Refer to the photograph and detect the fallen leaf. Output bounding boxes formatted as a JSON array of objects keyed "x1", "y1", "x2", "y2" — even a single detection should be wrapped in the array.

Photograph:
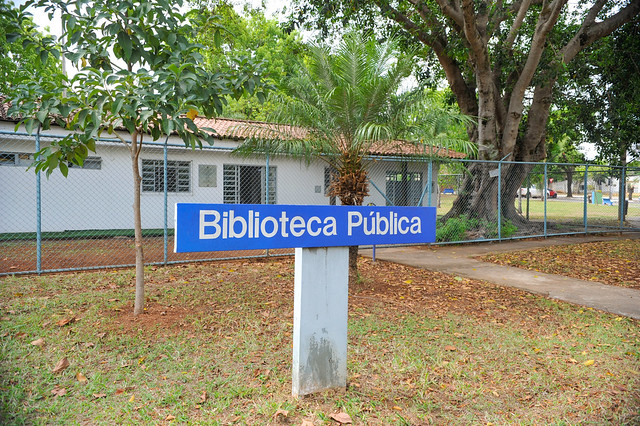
[
  {"x1": 403, "y1": 279, "x2": 413, "y2": 284},
  {"x1": 165, "y1": 414, "x2": 176, "y2": 421},
  {"x1": 301, "y1": 420, "x2": 314, "y2": 426},
  {"x1": 92, "y1": 393, "x2": 107, "y2": 398},
  {"x1": 128, "y1": 394, "x2": 135, "y2": 402},
  {"x1": 96, "y1": 332, "x2": 107, "y2": 339},
  {"x1": 56, "y1": 317, "x2": 75, "y2": 327},
  {"x1": 76, "y1": 372, "x2": 88, "y2": 383},
  {"x1": 52, "y1": 357, "x2": 70, "y2": 374},
  {"x1": 31, "y1": 338, "x2": 45, "y2": 347},
  {"x1": 583, "y1": 359, "x2": 595, "y2": 366},
  {"x1": 392, "y1": 406, "x2": 402, "y2": 410},
  {"x1": 273, "y1": 409, "x2": 289, "y2": 419},
  {"x1": 199, "y1": 391, "x2": 207, "y2": 403},
  {"x1": 444, "y1": 345, "x2": 456, "y2": 351},
  {"x1": 329, "y1": 412, "x2": 352, "y2": 424},
  {"x1": 51, "y1": 386, "x2": 67, "y2": 397}
]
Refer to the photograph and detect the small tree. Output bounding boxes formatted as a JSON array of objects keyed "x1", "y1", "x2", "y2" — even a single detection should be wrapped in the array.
[
  {"x1": 236, "y1": 31, "x2": 473, "y2": 279},
  {"x1": 8, "y1": 0, "x2": 266, "y2": 315}
]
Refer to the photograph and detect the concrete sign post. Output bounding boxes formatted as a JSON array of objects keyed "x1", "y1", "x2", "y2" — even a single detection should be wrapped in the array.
[
  {"x1": 292, "y1": 246, "x2": 349, "y2": 396},
  {"x1": 175, "y1": 203, "x2": 436, "y2": 396}
]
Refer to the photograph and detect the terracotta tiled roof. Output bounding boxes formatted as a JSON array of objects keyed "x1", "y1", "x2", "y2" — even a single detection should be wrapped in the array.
[
  {"x1": 193, "y1": 116, "x2": 466, "y2": 159},
  {"x1": 0, "y1": 104, "x2": 466, "y2": 158}
]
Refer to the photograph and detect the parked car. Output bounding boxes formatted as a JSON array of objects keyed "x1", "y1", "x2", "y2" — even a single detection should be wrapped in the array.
[{"x1": 519, "y1": 187, "x2": 557, "y2": 198}]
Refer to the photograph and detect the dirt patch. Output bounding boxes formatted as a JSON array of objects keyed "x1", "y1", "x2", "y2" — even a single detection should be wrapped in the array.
[{"x1": 0, "y1": 236, "x2": 293, "y2": 274}]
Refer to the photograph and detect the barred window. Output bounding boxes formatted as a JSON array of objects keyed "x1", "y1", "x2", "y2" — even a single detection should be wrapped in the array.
[
  {"x1": 0, "y1": 151, "x2": 32, "y2": 167},
  {"x1": 385, "y1": 170, "x2": 423, "y2": 206},
  {"x1": 223, "y1": 164, "x2": 276, "y2": 204},
  {"x1": 68, "y1": 156, "x2": 102, "y2": 170},
  {"x1": 142, "y1": 159, "x2": 190, "y2": 193}
]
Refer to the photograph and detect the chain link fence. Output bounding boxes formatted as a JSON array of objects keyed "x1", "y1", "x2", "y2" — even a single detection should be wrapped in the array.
[{"x1": 1, "y1": 131, "x2": 638, "y2": 276}]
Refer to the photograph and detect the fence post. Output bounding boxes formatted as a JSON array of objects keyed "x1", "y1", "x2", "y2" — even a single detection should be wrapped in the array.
[
  {"x1": 497, "y1": 160, "x2": 502, "y2": 240},
  {"x1": 35, "y1": 128, "x2": 42, "y2": 274},
  {"x1": 163, "y1": 136, "x2": 169, "y2": 265},
  {"x1": 620, "y1": 165, "x2": 626, "y2": 229},
  {"x1": 583, "y1": 165, "x2": 589, "y2": 233},
  {"x1": 427, "y1": 159, "x2": 433, "y2": 207},
  {"x1": 543, "y1": 163, "x2": 548, "y2": 237},
  {"x1": 266, "y1": 154, "x2": 270, "y2": 257}
]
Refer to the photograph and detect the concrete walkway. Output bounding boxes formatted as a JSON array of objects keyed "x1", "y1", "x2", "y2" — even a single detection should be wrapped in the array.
[{"x1": 361, "y1": 233, "x2": 640, "y2": 320}]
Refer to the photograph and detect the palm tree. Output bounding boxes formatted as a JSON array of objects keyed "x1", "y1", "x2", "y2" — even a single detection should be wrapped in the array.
[{"x1": 236, "y1": 31, "x2": 474, "y2": 279}]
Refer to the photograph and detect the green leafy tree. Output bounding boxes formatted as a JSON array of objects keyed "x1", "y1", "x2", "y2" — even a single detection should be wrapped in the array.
[
  {"x1": 288, "y1": 0, "x2": 640, "y2": 225},
  {"x1": 236, "y1": 31, "x2": 473, "y2": 278},
  {"x1": 0, "y1": 0, "x2": 63, "y2": 96},
  {"x1": 8, "y1": 0, "x2": 266, "y2": 315},
  {"x1": 192, "y1": 0, "x2": 306, "y2": 120},
  {"x1": 569, "y1": 17, "x2": 640, "y2": 167},
  {"x1": 546, "y1": 108, "x2": 586, "y2": 197}
]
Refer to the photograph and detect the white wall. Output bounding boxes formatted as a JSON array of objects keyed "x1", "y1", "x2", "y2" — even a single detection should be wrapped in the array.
[{"x1": 0, "y1": 124, "x2": 441, "y2": 233}]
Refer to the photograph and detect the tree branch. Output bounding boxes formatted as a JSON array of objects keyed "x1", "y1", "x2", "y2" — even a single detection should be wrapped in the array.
[
  {"x1": 561, "y1": 0, "x2": 640, "y2": 64},
  {"x1": 500, "y1": 0, "x2": 566, "y2": 156},
  {"x1": 374, "y1": 0, "x2": 478, "y2": 116}
]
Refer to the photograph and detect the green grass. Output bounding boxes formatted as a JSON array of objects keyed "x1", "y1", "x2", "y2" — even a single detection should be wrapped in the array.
[
  {"x1": 438, "y1": 194, "x2": 637, "y2": 226},
  {"x1": 1, "y1": 260, "x2": 639, "y2": 424}
]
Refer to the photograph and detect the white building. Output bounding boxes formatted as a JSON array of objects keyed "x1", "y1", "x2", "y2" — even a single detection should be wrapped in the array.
[{"x1": 0, "y1": 116, "x2": 464, "y2": 234}]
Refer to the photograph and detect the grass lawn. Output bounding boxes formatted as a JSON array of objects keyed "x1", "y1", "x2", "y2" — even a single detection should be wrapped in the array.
[
  {"x1": 437, "y1": 194, "x2": 636, "y2": 227},
  {"x1": 1, "y1": 256, "x2": 639, "y2": 424},
  {"x1": 481, "y1": 239, "x2": 640, "y2": 290}
]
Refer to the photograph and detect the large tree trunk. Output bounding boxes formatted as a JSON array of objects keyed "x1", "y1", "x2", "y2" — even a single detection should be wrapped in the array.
[
  {"x1": 566, "y1": 168, "x2": 574, "y2": 198},
  {"x1": 131, "y1": 133, "x2": 145, "y2": 316}
]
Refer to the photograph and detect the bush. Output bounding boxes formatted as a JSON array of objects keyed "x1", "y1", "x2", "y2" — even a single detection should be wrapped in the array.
[{"x1": 436, "y1": 215, "x2": 518, "y2": 242}]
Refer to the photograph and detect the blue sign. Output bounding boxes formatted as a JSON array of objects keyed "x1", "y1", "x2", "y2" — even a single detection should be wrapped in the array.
[{"x1": 174, "y1": 204, "x2": 436, "y2": 253}]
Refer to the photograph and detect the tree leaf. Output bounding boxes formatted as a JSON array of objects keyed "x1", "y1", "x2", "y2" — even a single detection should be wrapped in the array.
[
  {"x1": 76, "y1": 372, "x2": 88, "y2": 383},
  {"x1": 329, "y1": 412, "x2": 352, "y2": 424},
  {"x1": 30, "y1": 338, "x2": 45, "y2": 347},
  {"x1": 51, "y1": 386, "x2": 67, "y2": 397},
  {"x1": 52, "y1": 357, "x2": 70, "y2": 374}
]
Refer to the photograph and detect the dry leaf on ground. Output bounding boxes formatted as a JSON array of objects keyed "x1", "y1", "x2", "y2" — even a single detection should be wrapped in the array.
[
  {"x1": 329, "y1": 412, "x2": 352, "y2": 424},
  {"x1": 30, "y1": 338, "x2": 45, "y2": 347},
  {"x1": 52, "y1": 357, "x2": 70, "y2": 374},
  {"x1": 51, "y1": 386, "x2": 67, "y2": 397}
]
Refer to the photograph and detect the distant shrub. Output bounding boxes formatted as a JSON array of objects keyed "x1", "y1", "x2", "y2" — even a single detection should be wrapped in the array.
[{"x1": 436, "y1": 215, "x2": 517, "y2": 242}]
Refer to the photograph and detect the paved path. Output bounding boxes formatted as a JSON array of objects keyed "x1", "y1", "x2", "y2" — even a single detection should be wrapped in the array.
[{"x1": 361, "y1": 233, "x2": 640, "y2": 320}]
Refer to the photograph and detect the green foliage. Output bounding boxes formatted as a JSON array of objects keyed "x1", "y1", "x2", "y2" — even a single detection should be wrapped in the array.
[
  {"x1": 0, "y1": 0, "x2": 64, "y2": 96},
  {"x1": 7, "y1": 0, "x2": 268, "y2": 176},
  {"x1": 235, "y1": 31, "x2": 474, "y2": 205},
  {"x1": 563, "y1": 17, "x2": 640, "y2": 165},
  {"x1": 191, "y1": 1, "x2": 304, "y2": 120},
  {"x1": 436, "y1": 215, "x2": 517, "y2": 242}
]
